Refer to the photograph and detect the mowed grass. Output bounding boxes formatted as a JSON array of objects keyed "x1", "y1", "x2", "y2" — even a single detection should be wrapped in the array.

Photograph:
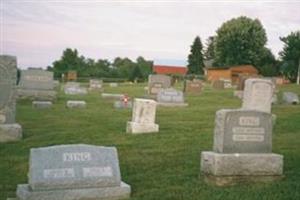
[{"x1": 0, "y1": 83, "x2": 300, "y2": 200}]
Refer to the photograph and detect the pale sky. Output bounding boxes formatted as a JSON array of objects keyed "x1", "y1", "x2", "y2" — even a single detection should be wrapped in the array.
[{"x1": 1, "y1": 0, "x2": 300, "y2": 69}]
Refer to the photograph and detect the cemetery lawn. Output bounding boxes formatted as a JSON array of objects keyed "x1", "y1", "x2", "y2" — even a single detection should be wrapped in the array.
[{"x1": 1, "y1": 83, "x2": 300, "y2": 200}]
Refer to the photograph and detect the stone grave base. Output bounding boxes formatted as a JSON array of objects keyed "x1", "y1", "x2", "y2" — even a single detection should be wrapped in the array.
[
  {"x1": 126, "y1": 122, "x2": 159, "y2": 134},
  {"x1": 157, "y1": 102, "x2": 188, "y2": 107},
  {"x1": 200, "y1": 151, "x2": 283, "y2": 186},
  {"x1": 64, "y1": 88, "x2": 87, "y2": 95},
  {"x1": 114, "y1": 101, "x2": 132, "y2": 109},
  {"x1": 32, "y1": 101, "x2": 52, "y2": 109},
  {"x1": 17, "y1": 89, "x2": 57, "y2": 101},
  {"x1": 0, "y1": 124, "x2": 22, "y2": 142},
  {"x1": 66, "y1": 100, "x2": 86, "y2": 109},
  {"x1": 15, "y1": 182, "x2": 131, "y2": 200},
  {"x1": 102, "y1": 93, "x2": 125, "y2": 100}
]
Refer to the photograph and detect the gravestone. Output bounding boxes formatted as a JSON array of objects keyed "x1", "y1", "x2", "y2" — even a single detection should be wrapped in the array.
[
  {"x1": 102, "y1": 93, "x2": 125, "y2": 100},
  {"x1": 212, "y1": 80, "x2": 225, "y2": 89},
  {"x1": 114, "y1": 95, "x2": 132, "y2": 109},
  {"x1": 242, "y1": 78, "x2": 274, "y2": 113},
  {"x1": 184, "y1": 79, "x2": 202, "y2": 94},
  {"x1": 109, "y1": 83, "x2": 118, "y2": 87},
  {"x1": 157, "y1": 88, "x2": 188, "y2": 107},
  {"x1": 17, "y1": 69, "x2": 57, "y2": 101},
  {"x1": 64, "y1": 82, "x2": 87, "y2": 95},
  {"x1": 148, "y1": 74, "x2": 171, "y2": 95},
  {"x1": 32, "y1": 101, "x2": 52, "y2": 109},
  {"x1": 13, "y1": 144, "x2": 131, "y2": 200},
  {"x1": 282, "y1": 92, "x2": 299, "y2": 105},
  {"x1": 0, "y1": 55, "x2": 22, "y2": 142},
  {"x1": 126, "y1": 98, "x2": 159, "y2": 134},
  {"x1": 66, "y1": 100, "x2": 86, "y2": 109},
  {"x1": 200, "y1": 108, "x2": 283, "y2": 186},
  {"x1": 223, "y1": 79, "x2": 232, "y2": 89},
  {"x1": 89, "y1": 79, "x2": 103, "y2": 91}
]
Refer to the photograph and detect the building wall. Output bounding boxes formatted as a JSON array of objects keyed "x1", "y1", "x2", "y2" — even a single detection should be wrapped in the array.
[
  {"x1": 153, "y1": 65, "x2": 187, "y2": 75},
  {"x1": 206, "y1": 69, "x2": 231, "y2": 82}
]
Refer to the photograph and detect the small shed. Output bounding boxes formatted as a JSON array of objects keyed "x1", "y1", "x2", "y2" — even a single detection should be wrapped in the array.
[
  {"x1": 205, "y1": 65, "x2": 258, "y2": 84},
  {"x1": 65, "y1": 70, "x2": 77, "y2": 81}
]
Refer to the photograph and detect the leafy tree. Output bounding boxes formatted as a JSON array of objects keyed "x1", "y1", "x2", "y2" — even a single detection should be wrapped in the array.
[
  {"x1": 129, "y1": 65, "x2": 143, "y2": 82},
  {"x1": 136, "y1": 56, "x2": 152, "y2": 80},
  {"x1": 204, "y1": 36, "x2": 215, "y2": 60},
  {"x1": 187, "y1": 36, "x2": 205, "y2": 74},
  {"x1": 279, "y1": 31, "x2": 300, "y2": 82},
  {"x1": 214, "y1": 16, "x2": 267, "y2": 67},
  {"x1": 257, "y1": 47, "x2": 280, "y2": 76}
]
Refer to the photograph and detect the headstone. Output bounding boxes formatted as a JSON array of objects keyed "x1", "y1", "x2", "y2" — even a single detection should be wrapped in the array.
[
  {"x1": 64, "y1": 82, "x2": 87, "y2": 95},
  {"x1": 223, "y1": 79, "x2": 232, "y2": 89},
  {"x1": 102, "y1": 93, "x2": 125, "y2": 100},
  {"x1": 126, "y1": 98, "x2": 159, "y2": 134},
  {"x1": 66, "y1": 100, "x2": 86, "y2": 109},
  {"x1": 17, "y1": 69, "x2": 57, "y2": 101},
  {"x1": 89, "y1": 79, "x2": 103, "y2": 91},
  {"x1": 213, "y1": 109, "x2": 272, "y2": 153},
  {"x1": 282, "y1": 92, "x2": 299, "y2": 105},
  {"x1": 200, "y1": 107, "x2": 283, "y2": 186},
  {"x1": 184, "y1": 79, "x2": 202, "y2": 94},
  {"x1": 109, "y1": 83, "x2": 118, "y2": 87},
  {"x1": 0, "y1": 55, "x2": 22, "y2": 142},
  {"x1": 242, "y1": 78, "x2": 274, "y2": 113},
  {"x1": 157, "y1": 88, "x2": 188, "y2": 107},
  {"x1": 13, "y1": 144, "x2": 131, "y2": 200},
  {"x1": 32, "y1": 101, "x2": 52, "y2": 109},
  {"x1": 148, "y1": 74, "x2": 171, "y2": 95},
  {"x1": 212, "y1": 80, "x2": 225, "y2": 89}
]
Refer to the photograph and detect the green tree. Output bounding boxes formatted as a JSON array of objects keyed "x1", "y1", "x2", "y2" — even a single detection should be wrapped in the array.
[
  {"x1": 214, "y1": 16, "x2": 267, "y2": 67},
  {"x1": 279, "y1": 31, "x2": 300, "y2": 82},
  {"x1": 257, "y1": 47, "x2": 279, "y2": 76},
  {"x1": 136, "y1": 56, "x2": 153, "y2": 80},
  {"x1": 187, "y1": 36, "x2": 205, "y2": 74},
  {"x1": 204, "y1": 36, "x2": 215, "y2": 60}
]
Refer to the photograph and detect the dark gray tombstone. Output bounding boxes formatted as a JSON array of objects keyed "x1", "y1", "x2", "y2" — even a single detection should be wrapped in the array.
[
  {"x1": 148, "y1": 74, "x2": 171, "y2": 95},
  {"x1": 157, "y1": 88, "x2": 188, "y2": 107},
  {"x1": 14, "y1": 144, "x2": 131, "y2": 200}
]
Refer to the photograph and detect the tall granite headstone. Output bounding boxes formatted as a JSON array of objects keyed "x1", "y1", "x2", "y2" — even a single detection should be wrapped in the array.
[
  {"x1": 17, "y1": 69, "x2": 57, "y2": 101},
  {"x1": 13, "y1": 144, "x2": 131, "y2": 200},
  {"x1": 126, "y1": 98, "x2": 159, "y2": 134},
  {"x1": 0, "y1": 55, "x2": 22, "y2": 142},
  {"x1": 148, "y1": 74, "x2": 171, "y2": 95},
  {"x1": 242, "y1": 78, "x2": 274, "y2": 113}
]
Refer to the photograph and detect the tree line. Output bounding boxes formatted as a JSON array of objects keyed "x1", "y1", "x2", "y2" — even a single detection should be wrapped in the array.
[
  {"x1": 187, "y1": 16, "x2": 300, "y2": 82},
  {"x1": 48, "y1": 16, "x2": 300, "y2": 82}
]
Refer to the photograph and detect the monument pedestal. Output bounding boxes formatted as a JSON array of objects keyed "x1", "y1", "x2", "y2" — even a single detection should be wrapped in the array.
[
  {"x1": 200, "y1": 151, "x2": 283, "y2": 186},
  {"x1": 0, "y1": 123, "x2": 22, "y2": 142},
  {"x1": 126, "y1": 122, "x2": 159, "y2": 134},
  {"x1": 16, "y1": 182, "x2": 131, "y2": 200}
]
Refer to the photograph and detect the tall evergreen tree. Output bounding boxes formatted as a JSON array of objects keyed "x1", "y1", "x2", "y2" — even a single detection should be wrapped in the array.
[
  {"x1": 187, "y1": 36, "x2": 205, "y2": 74},
  {"x1": 204, "y1": 36, "x2": 215, "y2": 60}
]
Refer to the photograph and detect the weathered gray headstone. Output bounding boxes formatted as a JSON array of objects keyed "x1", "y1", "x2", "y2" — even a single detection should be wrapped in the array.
[
  {"x1": 17, "y1": 69, "x2": 57, "y2": 101},
  {"x1": 242, "y1": 78, "x2": 274, "y2": 113},
  {"x1": 282, "y1": 92, "x2": 299, "y2": 105},
  {"x1": 126, "y1": 98, "x2": 159, "y2": 134},
  {"x1": 102, "y1": 93, "x2": 125, "y2": 100},
  {"x1": 213, "y1": 109, "x2": 272, "y2": 153},
  {"x1": 157, "y1": 88, "x2": 188, "y2": 107},
  {"x1": 89, "y1": 79, "x2": 103, "y2": 91},
  {"x1": 64, "y1": 82, "x2": 87, "y2": 95},
  {"x1": 148, "y1": 74, "x2": 171, "y2": 95},
  {"x1": 0, "y1": 55, "x2": 22, "y2": 142},
  {"x1": 14, "y1": 144, "x2": 131, "y2": 200},
  {"x1": 32, "y1": 101, "x2": 52, "y2": 109},
  {"x1": 66, "y1": 100, "x2": 86, "y2": 109}
]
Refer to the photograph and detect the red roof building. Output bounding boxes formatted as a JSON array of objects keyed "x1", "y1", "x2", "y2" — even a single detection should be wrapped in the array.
[{"x1": 153, "y1": 65, "x2": 188, "y2": 75}]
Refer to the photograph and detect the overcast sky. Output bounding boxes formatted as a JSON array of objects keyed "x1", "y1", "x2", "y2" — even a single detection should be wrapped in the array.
[{"x1": 1, "y1": 0, "x2": 300, "y2": 69}]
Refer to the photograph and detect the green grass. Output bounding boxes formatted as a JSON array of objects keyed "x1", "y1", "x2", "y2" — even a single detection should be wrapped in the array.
[{"x1": 1, "y1": 83, "x2": 300, "y2": 200}]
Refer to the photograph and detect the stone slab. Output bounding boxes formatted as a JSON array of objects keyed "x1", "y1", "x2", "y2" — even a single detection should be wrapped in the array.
[
  {"x1": 29, "y1": 144, "x2": 121, "y2": 190},
  {"x1": 32, "y1": 101, "x2": 52, "y2": 109},
  {"x1": 89, "y1": 79, "x2": 103, "y2": 90},
  {"x1": 64, "y1": 87, "x2": 87, "y2": 95},
  {"x1": 200, "y1": 151, "x2": 283, "y2": 186},
  {"x1": 17, "y1": 89, "x2": 57, "y2": 101},
  {"x1": 157, "y1": 88, "x2": 186, "y2": 105},
  {"x1": 109, "y1": 83, "x2": 118, "y2": 87},
  {"x1": 114, "y1": 101, "x2": 132, "y2": 109},
  {"x1": 0, "y1": 123, "x2": 22, "y2": 142},
  {"x1": 184, "y1": 80, "x2": 202, "y2": 93},
  {"x1": 157, "y1": 102, "x2": 188, "y2": 107},
  {"x1": 102, "y1": 93, "x2": 125, "y2": 100},
  {"x1": 148, "y1": 74, "x2": 171, "y2": 95},
  {"x1": 16, "y1": 181, "x2": 131, "y2": 200},
  {"x1": 66, "y1": 101, "x2": 86, "y2": 109},
  {"x1": 282, "y1": 92, "x2": 299, "y2": 105},
  {"x1": 242, "y1": 78, "x2": 274, "y2": 113},
  {"x1": 19, "y1": 69, "x2": 54, "y2": 90},
  {"x1": 213, "y1": 109, "x2": 272, "y2": 153},
  {"x1": 126, "y1": 121, "x2": 159, "y2": 134},
  {"x1": 201, "y1": 151, "x2": 283, "y2": 176}
]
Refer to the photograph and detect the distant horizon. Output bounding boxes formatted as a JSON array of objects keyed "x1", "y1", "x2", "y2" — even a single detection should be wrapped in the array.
[{"x1": 1, "y1": 0, "x2": 300, "y2": 69}]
